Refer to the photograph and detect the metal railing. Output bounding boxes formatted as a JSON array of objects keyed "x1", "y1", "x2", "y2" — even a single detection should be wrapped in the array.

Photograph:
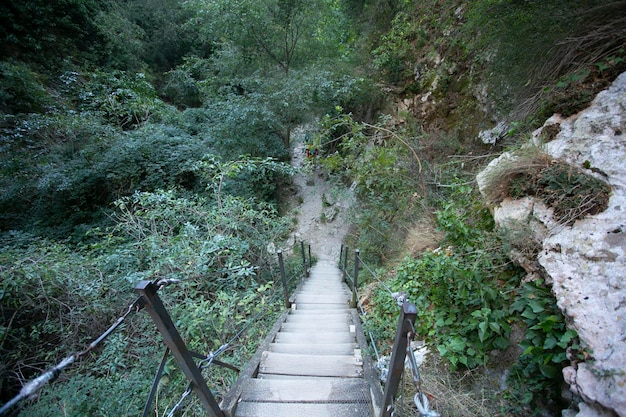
[
  {"x1": 0, "y1": 242, "x2": 312, "y2": 417},
  {"x1": 339, "y1": 245, "x2": 439, "y2": 417}
]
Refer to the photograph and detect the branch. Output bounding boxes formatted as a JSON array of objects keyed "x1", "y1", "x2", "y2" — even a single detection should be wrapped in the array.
[{"x1": 362, "y1": 122, "x2": 427, "y2": 196}]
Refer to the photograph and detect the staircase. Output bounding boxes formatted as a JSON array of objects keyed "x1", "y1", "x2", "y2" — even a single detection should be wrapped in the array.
[{"x1": 231, "y1": 260, "x2": 374, "y2": 417}]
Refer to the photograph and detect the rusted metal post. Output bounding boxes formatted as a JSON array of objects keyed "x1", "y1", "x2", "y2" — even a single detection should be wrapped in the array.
[
  {"x1": 380, "y1": 301, "x2": 418, "y2": 417},
  {"x1": 277, "y1": 250, "x2": 291, "y2": 309},
  {"x1": 135, "y1": 281, "x2": 225, "y2": 417},
  {"x1": 351, "y1": 249, "x2": 359, "y2": 308},
  {"x1": 308, "y1": 244, "x2": 312, "y2": 269},
  {"x1": 340, "y1": 244, "x2": 344, "y2": 268},
  {"x1": 142, "y1": 347, "x2": 170, "y2": 417},
  {"x1": 300, "y1": 241, "x2": 308, "y2": 277},
  {"x1": 342, "y1": 245, "x2": 348, "y2": 281}
]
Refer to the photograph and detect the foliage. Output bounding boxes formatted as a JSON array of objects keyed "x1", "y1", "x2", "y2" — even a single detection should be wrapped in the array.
[
  {"x1": 0, "y1": 60, "x2": 52, "y2": 113},
  {"x1": 59, "y1": 69, "x2": 175, "y2": 129},
  {"x1": 183, "y1": 0, "x2": 346, "y2": 75},
  {"x1": 1, "y1": 181, "x2": 296, "y2": 412},
  {"x1": 481, "y1": 145, "x2": 611, "y2": 226},
  {"x1": 0, "y1": 231, "x2": 140, "y2": 403},
  {"x1": 112, "y1": 189, "x2": 292, "y2": 289},
  {"x1": 0, "y1": 0, "x2": 195, "y2": 74},
  {"x1": 537, "y1": 49, "x2": 626, "y2": 119},
  {"x1": 434, "y1": 181, "x2": 494, "y2": 249},
  {"x1": 364, "y1": 180, "x2": 578, "y2": 411},
  {"x1": 0, "y1": 113, "x2": 209, "y2": 236},
  {"x1": 378, "y1": 222, "x2": 517, "y2": 371},
  {"x1": 509, "y1": 279, "x2": 581, "y2": 407},
  {"x1": 0, "y1": 0, "x2": 106, "y2": 68},
  {"x1": 317, "y1": 111, "x2": 426, "y2": 261},
  {"x1": 194, "y1": 155, "x2": 296, "y2": 205},
  {"x1": 370, "y1": 0, "x2": 470, "y2": 98},
  {"x1": 464, "y1": 0, "x2": 626, "y2": 117}
]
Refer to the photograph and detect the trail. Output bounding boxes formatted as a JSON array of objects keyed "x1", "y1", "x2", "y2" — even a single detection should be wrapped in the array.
[{"x1": 288, "y1": 127, "x2": 355, "y2": 262}]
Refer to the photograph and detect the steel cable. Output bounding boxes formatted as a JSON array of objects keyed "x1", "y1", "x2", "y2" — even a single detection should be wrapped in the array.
[
  {"x1": 0, "y1": 296, "x2": 144, "y2": 416},
  {"x1": 356, "y1": 254, "x2": 394, "y2": 296}
]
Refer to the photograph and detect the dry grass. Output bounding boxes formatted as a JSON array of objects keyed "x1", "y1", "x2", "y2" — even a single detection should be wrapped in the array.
[
  {"x1": 480, "y1": 145, "x2": 610, "y2": 226},
  {"x1": 480, "y1": 146, "x2": 553, "y2": 206},
  {"x1": 403, "y1": 216, "x2": 444, "y2": 258},
  {"x1": 393, "y1": 354, "x2": 511, "y2": 417}
]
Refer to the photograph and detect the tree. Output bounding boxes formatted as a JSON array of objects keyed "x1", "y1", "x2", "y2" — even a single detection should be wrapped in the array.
[{"x1": 185, "y1": 0, "x2": 332, "y2": 75}]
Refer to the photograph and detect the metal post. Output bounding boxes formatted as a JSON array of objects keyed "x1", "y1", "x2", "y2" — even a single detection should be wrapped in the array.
[
  {"x1": 300, "y1": 241, "x2": 308, "y2": 277},
  {"x1": 342, "y1": 246, "x2": 348, "y2": 281},
  {"x1": 135, "y1": 281, "x2": 225, "y2": 417},
  {"x1": 340, "y1": 244, "x2": 344, "y2": 268},
  {"x1": 308, "y1": 244, "x2": 312, "y2": 269},
  {"x1": 380, "y1": 301, "x2": 418, "y2": 417},
  {"x1": 351, "y1": 249, "x2": 359, "y2": 308},
  {"x1": 277, "y1": 250, "x2": 291, "y2": 309}
]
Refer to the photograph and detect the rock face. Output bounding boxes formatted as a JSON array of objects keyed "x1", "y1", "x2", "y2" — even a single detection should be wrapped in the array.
[{"x1": 477, "y1": 72, "x2": 626, "y2": 417}]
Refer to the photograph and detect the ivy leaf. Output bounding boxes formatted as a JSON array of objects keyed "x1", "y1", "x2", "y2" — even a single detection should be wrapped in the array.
[
  {"x1": 557, "y1": 329, "x2": 577, "y2": 348},
  {"x1": 539, "y1": 364, "x2": 560, "y2": 379},
  {"x1": 543, "y1": 335, "x2": 558, "y2": 350},
  {"x1": 493, "y1": 336, "x2": 510, "y2": 350},
  {"x1": 478, "y1": 321, "x2": 488, "y2": 342},
  {"x1": 528, "y1": 298, "x2": 545, "y2": 313}
]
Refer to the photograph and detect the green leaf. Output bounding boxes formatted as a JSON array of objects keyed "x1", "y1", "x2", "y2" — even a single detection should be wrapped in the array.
[
  {"x1": 478, "y1": 321, "x2": 488, "y2": 342},
  {"x1": 557, "y1": 329, "x2": 577, "y2": 348},
  {"x1": 437, "y1": 345, "x2": 448, "y2": 357},
  {"x1": 521, "y1": 309, "x2": 538, "y2": 320},
  {"x1": 539, "y1": 364, "x2": 560, "y2": 379},
  {"x1": 489, "y1": 322, "x2": 501, "y2": 333},
  {"x1": 493, "y1": 336, "x2": 510, "y2": 350},
  {"x1": 543, "y1": 336, "x2": 557, "y2": 350},
  {"x1": 528, "y1": 299, "x2": 545, "y2": 313}
]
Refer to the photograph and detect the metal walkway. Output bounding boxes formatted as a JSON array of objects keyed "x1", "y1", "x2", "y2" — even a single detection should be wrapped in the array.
[{"x1": 223, "y1": 260, "x2": 376, "y2": 417}]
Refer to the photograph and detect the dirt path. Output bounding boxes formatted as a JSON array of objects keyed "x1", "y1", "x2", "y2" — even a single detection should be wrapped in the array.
[{"x1": 288, "y1": 127, "x2": 355, "y2": 262}]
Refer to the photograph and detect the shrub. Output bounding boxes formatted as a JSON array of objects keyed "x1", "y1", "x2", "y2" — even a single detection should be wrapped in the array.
[
  {"x1": 480, "y1": 146, "x2": 611, "y2": 225},
  {"x1": 509, "y1": 279, "x2": 582, "y2": 407},
  {"x1": 0, "y1": 60, "x2": 52, "y2": 113}
]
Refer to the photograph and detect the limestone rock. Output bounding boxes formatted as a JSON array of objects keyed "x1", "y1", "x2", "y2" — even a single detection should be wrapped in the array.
[
  {"x1": 478, "y1": 72, "x2": 626, "y2": 417},
  {"x1": 478, "y1": 121, "x2": 508, "y2": 145}
]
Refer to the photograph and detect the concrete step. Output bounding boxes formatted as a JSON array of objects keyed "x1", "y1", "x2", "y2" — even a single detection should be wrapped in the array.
[
  {"x1": 289, "y1": 308, "x2": 350, "y2": 315},
  {"x1": 293, "y1": 302, "x2": 351, "y2": 310},
  {"x1": 275, "y1": 331, "x2": 355, "y2": 344},
  {"x1": 238, "y1": 377, "x2": 371, "y2": 402},
  {"x1": 285, "y1": 314, "x2": 351, "y2": 324},
  {"x1": 280, "y1": 322, "x2": 352, "y2": 332},
  {"x1": 259, "y1": 352, "x2": 363, "y2": 378},
  {"x1": 234, "y1": 401, "x2": 373, "y2": 417},
  {"x1": 298, "y1": 285, "x2": 349, "y2": 292},
  {"x1": 287, "y1": 308, "x2": 352, "y2": 323},
  {"x1": 268, "y1": 342, "x2": 358, "y2": 355},
  {"x1": 295, "y1": 295, "x2": 350, "y2": 304}
]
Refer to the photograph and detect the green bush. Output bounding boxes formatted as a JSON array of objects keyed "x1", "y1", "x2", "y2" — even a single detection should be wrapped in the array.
[
  {"x1": 2, "y1": 181, "x2": 296, "y2": 413},
  {"x1": 509, "y1": 279, "x2": 581, "y2": 406},
  {"x1": 59, "y1": 70, "x2": 174, "y2": 129},
  {"x1": 0, "y1": 60, "x2": 52, "y2": 113},
  {"x1": 384, "y1": 248, "x2": 515, "y2": 371},
  {"x1": 0, "y1": 113, "x2": 209, "y2": 236}
]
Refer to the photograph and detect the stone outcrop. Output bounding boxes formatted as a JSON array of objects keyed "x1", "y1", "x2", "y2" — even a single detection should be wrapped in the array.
[{"x1": 477, "y1": 72, "x2": 626, "y2": 417}]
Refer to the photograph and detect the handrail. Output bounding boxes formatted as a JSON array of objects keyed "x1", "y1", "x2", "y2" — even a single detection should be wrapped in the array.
[
  {"x1": 338, "y1": 245, "x2": 439, "y2": 417},
  {"x1": 0, "y1": 241, "x2": 312, "y2": 417}
]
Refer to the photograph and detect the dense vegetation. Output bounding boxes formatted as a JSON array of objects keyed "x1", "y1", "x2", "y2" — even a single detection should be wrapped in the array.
[{"x1": 1, "y1": 0, "x2": 624, "y2": 416}]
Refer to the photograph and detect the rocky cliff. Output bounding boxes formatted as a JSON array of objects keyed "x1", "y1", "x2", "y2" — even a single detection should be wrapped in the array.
[{"x1": 478, "y1": 72, "x2": 626, "y2": 417}]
